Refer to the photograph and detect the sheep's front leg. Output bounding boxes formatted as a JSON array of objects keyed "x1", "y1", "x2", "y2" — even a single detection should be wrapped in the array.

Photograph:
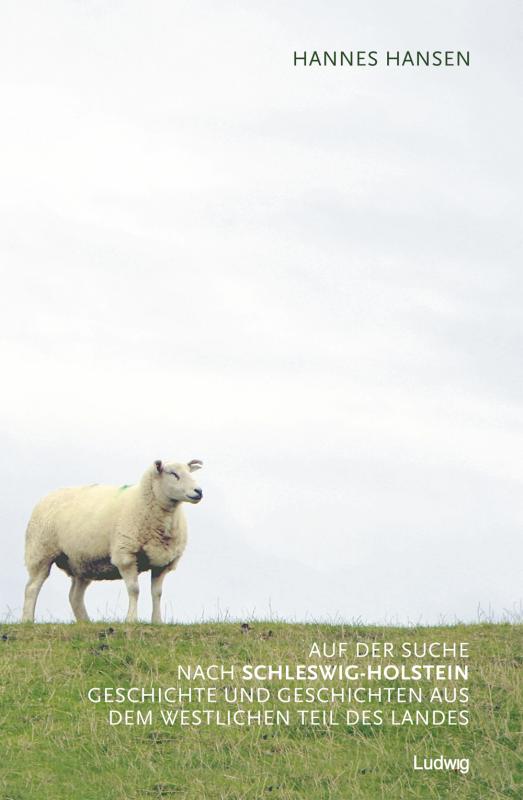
[
  {"x1": 151, "y1": 566, "x2": 170, "y2": 624},
  {"x1": 117, "y1": 563, "x2": 140, "y2": 622}
]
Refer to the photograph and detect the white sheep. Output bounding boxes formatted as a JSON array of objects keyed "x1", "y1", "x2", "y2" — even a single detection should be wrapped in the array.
[{"x1": 22, "y1": 458, "x2": 203, "y2": 623}]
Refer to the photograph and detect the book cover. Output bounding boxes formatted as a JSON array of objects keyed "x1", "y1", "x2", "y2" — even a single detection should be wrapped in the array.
[{"x1": 1, "y1": 2, "x2": 521, "y2": 798}]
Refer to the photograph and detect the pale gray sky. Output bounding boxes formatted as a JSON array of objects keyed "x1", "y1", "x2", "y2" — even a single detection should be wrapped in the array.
[{"x1": 1, "y1": 1, "x2": 521, "y2": 623}]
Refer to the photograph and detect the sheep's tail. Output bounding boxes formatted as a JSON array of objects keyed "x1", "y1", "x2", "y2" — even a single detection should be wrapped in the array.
[{"x1": 24, "y1": 499, "x2": 57, "y2": 568}]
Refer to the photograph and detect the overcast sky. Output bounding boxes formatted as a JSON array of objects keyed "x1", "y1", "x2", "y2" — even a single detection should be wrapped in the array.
[{"x1": 0, "y1": 1, "x2": 521, "y2": 624}]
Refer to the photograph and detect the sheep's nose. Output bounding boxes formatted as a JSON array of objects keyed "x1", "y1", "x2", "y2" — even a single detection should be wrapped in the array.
[{"x1": 193, "y1": 487, "x2": 203, "y2": 498}]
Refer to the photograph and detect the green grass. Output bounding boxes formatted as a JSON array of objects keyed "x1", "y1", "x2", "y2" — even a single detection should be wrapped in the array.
[{"x1": 0, "y1": 623, "x2": 521, "y2": 799}]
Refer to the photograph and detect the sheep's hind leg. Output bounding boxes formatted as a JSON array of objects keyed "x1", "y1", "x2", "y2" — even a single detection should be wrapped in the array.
[
  {"x1": 69, "y1": 577, "x2": 91, "y2": 621},
  {"x1": 22, "y1": 560, "x2": 52, "y2": 622},
  {"x1": 115, "y1": 562, "x2": 140, "y2": 622}
]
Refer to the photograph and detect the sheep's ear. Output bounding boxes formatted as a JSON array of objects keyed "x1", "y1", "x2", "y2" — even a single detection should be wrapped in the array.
[
  {"x1": 188, "y1": 459, "x2": 203, "y2": 472},
  {"x1": 154, "y1": 460, "x2": 163, "y2": 473}
]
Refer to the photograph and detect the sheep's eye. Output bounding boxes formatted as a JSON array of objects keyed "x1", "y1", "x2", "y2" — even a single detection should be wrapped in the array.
[{"x1": 169, "y1": 471, "x2": 180, "y2": 480}]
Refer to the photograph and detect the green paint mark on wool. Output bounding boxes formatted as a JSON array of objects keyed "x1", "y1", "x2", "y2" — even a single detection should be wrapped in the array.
[{"x1": 119, "y1": 484, "x2": 132, "y2": 491}]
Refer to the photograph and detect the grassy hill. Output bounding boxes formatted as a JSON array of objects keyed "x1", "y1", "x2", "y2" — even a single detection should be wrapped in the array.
[{"x1": 0, "y1": 622, "x2": 521, "y2": 799}]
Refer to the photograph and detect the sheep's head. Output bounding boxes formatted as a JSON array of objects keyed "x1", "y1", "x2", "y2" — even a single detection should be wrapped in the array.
[{"x1": 153, "y1": 459, "x2": 203, "y2": 505}]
